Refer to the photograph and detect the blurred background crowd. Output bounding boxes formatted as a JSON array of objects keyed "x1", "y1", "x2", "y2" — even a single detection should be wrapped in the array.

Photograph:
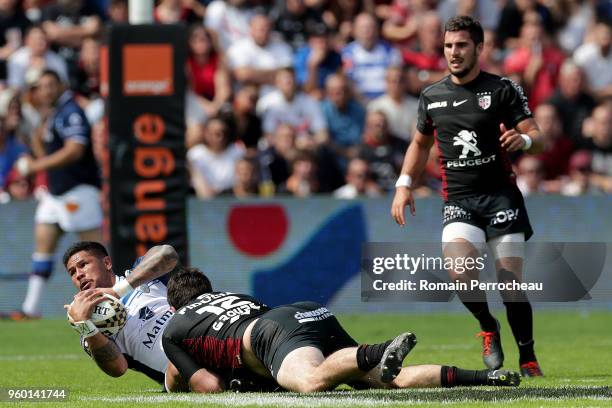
[{"x1": 0, "y1": 0, "x2": 611, "y2": 202}]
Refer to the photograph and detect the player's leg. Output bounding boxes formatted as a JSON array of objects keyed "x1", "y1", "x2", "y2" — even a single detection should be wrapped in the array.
[
  {"x1": 358, "y1": 365, "x2": 520, "y2": 389},
  {"x1": 251, "y1": 302, "x2": 414, "y2": 392},
  {"x1": 485, "y1": 187, "x2": 542, "y2": 376},
  {"x1": 442, "y1": 221, "x2": 504, "y2": 369},
  {"x1": 20, "y1": 222, "x2": 63, "y2": 318},
  {"x1": 276, "y1": 346, "x2": 362, "y2": 392},
  {"x1": 276, "y1": 331, "x2": 416, "y2": 392},
  {"x1": 77, "y1": 228, "x2": 102, "y2": 242},
  {"x1": 489, "y1": 233, "x2": 543, "y2": 377}
]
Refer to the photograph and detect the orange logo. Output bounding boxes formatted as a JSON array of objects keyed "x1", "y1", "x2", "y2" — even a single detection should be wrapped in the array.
[
  {"x1": 65, "y1": 202, "x2": 80, "y2": 213},
  {"x1": 123, "y1": 44, "x2": 173, "y2": 96}
]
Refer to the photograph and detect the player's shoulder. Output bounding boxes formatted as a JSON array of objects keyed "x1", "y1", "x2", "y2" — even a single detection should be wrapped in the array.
[
  {"x1": 481, "y1": 71, "x2": 522, "y2": 91},
  {"x1": 419, "y1": 75, "x2": 451, "y2": 98}
]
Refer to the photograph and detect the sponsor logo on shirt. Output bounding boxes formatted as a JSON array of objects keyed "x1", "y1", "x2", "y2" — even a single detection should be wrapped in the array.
[
  {"x1": 139, "y1": 306, "x2": 155, "y2": 321},
  {"x1": 142, "y1": 310, "x2": 173, "y2": 349},
  {"x1": 453, "y1": 130, "x2": 482, "y2": 158},
  {"x1": 427, "y1": 101, "x2": 447, "y2": 110}
]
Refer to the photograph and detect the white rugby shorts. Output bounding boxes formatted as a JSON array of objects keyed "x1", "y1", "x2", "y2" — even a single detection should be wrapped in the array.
[{"x1": 35, "y1": 184, "x2": 102, "y2": 232}]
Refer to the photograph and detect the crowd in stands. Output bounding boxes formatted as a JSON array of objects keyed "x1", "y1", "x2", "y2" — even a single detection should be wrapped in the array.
[{"x1": 0, "y1": 0, "x2": 611, "y2": 202}]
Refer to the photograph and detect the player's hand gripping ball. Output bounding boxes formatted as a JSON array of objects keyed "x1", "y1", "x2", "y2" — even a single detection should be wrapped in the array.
[{"x1": 67, "y1": 293, "x2": 128, "y2": 336}]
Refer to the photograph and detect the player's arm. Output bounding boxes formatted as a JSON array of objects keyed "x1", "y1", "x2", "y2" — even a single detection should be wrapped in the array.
[
  {"x1": 499, "y1": 118, "x2": 541, "y2": 153},
  {"x1": 16, "y1": 140, "x2": 86, "y2": 176},
  {"x1": 122, "y1": 245, "x2": 179, "y2": 289},
  {"x1": 66, "y1": 291, "x2": 128, "y2": 377},
  {"x1": 499, "y1": 78, "x2": 541, "y2": 153},
  {"x1": 391, "y1": 129, "x2": 435, "y2": 226},
  {"x1": 162, "y1": 333, "x2": 225, "y2": 393}
]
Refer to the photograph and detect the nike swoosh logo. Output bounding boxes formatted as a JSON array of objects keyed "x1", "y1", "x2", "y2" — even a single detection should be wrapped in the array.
[{"x1": 453, "y1": 99, "x2": 468, "y2": 107}]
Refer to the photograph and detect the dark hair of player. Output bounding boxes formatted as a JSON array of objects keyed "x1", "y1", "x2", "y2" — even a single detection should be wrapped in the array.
[
  {"x1": 62, "y1": 241, "x2": 109, "y2": 267},
  {"x1": 167, "y1": 267, "x2": 213, "y2": 310},
  {"x1": 444, "y1": 16, "x2": 484, "y2": 46}
]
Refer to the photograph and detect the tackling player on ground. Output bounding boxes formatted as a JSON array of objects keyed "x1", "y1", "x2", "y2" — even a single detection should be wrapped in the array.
[
  {"x1": 162, "y1": 267, "x2": 521, "y2": 393},
  {"x1": 391, "y1": 16, "x2": 543, "y2": 377}
]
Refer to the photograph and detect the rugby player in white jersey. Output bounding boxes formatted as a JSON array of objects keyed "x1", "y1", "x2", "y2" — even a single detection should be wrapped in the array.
[{"x1": 63, "y1": 241, "x2": 186, "y2": 391}]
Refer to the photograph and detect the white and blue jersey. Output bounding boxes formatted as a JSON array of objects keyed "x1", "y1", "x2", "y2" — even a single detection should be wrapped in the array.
[
  {"x1": 82, "y1": 277, "x2": 173, "y2": 384},
  {"x1": 341, "y1": 41, "x2": 402, "y2": 101},
  {"x1": 44, "y1": 91, "x2": 99, "y2": 196}
]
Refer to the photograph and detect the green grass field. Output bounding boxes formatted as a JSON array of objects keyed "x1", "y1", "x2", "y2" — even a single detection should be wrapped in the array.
[{"x1": 1, "y1": 311, "x2": 611, "y2": 407}]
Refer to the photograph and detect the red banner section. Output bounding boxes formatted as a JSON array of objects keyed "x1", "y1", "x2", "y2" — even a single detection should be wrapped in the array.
[{"x1": 105, "y1": 24, "x2": 188, "y2": 273}]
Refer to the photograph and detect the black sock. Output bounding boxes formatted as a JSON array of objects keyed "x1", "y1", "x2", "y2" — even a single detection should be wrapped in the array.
[
  {"x1": 504, "y1": 302, "x2": 536, "y2": 363},
  {"x1": 461, "y1": 301, "x2": 498, "y2": 332},
  {"x1": 356, "y1": 340, "x2": 392, "y2": 372},
  {"x1": 440, "y1": 366, "x2": 489, "y2": 387}
]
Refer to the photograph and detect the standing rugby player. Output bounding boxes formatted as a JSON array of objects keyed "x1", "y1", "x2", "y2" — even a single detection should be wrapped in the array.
[{"x1": 391, "y1": 16, "x2": 543, "y2": 377}]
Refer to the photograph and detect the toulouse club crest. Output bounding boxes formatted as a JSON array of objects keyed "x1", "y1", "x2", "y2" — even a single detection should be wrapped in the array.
[{"x1": 478, "y1": 95, "x2": 491, "y2": 110}]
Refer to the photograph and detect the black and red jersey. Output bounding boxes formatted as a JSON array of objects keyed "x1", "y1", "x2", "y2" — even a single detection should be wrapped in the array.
[
  {"x1": 416, "y1": 71, "x2": 532, "y2": 200},
  {"x1": 162, "y1": 292, "x2": 270, "y2": 382}
]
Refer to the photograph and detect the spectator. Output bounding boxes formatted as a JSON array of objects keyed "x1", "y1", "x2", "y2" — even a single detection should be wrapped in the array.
[
  {"x1": 321, "y1": 73, "x2": 365, "y2": 158},
  {"x1": 368, "y1": 66, "x2": 418, "y2": 142},
  {"x1": 516, "y1": 155, "x2": 546, "y2": 196},
  {"x1": 560, "y1": 150, "x2": 600, "y2": 196},
  {"x1": 547, "y1": 61, "x2": 596, "y2": 142},
  {"x1": 0, "y1": 115, "x2": 27, "y2": 190},
  {"x1": 106, "y1": 0, "x2": 128, "y2": 24},
  {"x1": 154, "y1": 0, "x2": 199, "y2": 24},
  {"x1": 324, "y1": 0, "x2": 375, "y2": 47},
  {"x1": 381, "y1": 0, "x2": 435, "y2": 48},
  {"x1": 23, "y1": 0, "x2": 44, "y2": 24},
  {"x1": 342, "y1": 12, "x2": 402, "y2": 101},
  {"x1": 496, "y1": 0, "x2": 556, "y2": 49},
  {"x1": 205, "y1": 0, "x2": 258, "y2": 50},
  {"x1": 504, "y1": 11, "x2": 565, "y2": 110},
  {"x1": 582, "y1": 103, "x2": 612, "y2": 192},
  {"x1": 280, "y1": 149, "x2": 319, "y2": 197},
  {"x1": 402, "y1": 11, "x2": 447, "y2": 93},
  {"x1": 479, "y1": 29, "x2": 503, "y2": 76},
  {"x1": 293, "y1": 24, "x2": 342, "y2": 97},
  {"x1": 7, "y1": 26, "x2": 68, "y2": 90},
  {"x1": 187, "y1": 117, "x2": 245, "y2": 199},
  {"x1": 227, "y1": 14, "x2": 293, "y2": 96},
  {"x1": 41, "y1": 0, "x2": 102, "y2": 75},
  {"x1": 72, "y1": 37, "x2": 103, "y2": 125},
  {"x1": 4, "y1": 168, "x2": 32, "y2": 201},
  {"x1": 533, "y1": 103, "x2": 574, "y2": 179},
  {"x1": 260, "y1": 122, "x2": 298, "y2": 187},
  {"x1": 0, "y1": 0, "x2": 31, "y2": 65},
  {"x1": 10, "y1": 69, "x2": 101, "y2": 320},
  {"x1": 334, "y1": 157, "x2": 381, "y2": 198},
  {"x1": 437, "y1": 0, "x2": 500, "y2": 31},
  {"x1": 187, "y1": 25, "x2": 231, "y2": 118},
  {"x1": 557, "y1": 0, "x2": 593, "y2": 53},
  {"x1": 356, "y1": 110, "x2": 407, "y2": 191},
  {"x1": 0, "y1": 89, "x2": 34, "y2": 146},
  {"x1": 221, "y1": 157, "x2": 261, "y2": 197},
  {"x1": 272, "y1": 0, "x2": 326, "y2": 50},
  {"x1": 224, "y1": 83, "x2": 263, "y2": 150},
  {"x1": 573, "y1": 19, "x2": 612, "y2": 100},
  {"x1": 256, "y1": 67, "x2": 328, "y2": 148}
]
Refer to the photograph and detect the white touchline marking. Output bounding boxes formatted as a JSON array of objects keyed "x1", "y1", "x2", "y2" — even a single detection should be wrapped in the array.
[
  {"x1": 0, "y1": 353, "x2": 83, "y2": 361},
  {"x1": 80, "y1": 395, "x2": 394, "y2": 407}
]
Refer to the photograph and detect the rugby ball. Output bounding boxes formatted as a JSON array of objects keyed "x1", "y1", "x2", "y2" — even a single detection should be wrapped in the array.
[{"x1": 68, "y1": 293, "x2": 128, "y2": 337}]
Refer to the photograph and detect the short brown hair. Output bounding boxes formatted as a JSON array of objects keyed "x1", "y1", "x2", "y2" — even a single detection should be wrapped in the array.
[{"x1": 444, "y1": 16, "x2": 484, "y2": 46}]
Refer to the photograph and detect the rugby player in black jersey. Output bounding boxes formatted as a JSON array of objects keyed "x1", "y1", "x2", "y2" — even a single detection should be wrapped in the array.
[
  {"x1": 162, "y1": 267, "x2": 521, "y2": 393},
  {"x1": 391, "y1": 16, "x2": 543, "y2": 377}
]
